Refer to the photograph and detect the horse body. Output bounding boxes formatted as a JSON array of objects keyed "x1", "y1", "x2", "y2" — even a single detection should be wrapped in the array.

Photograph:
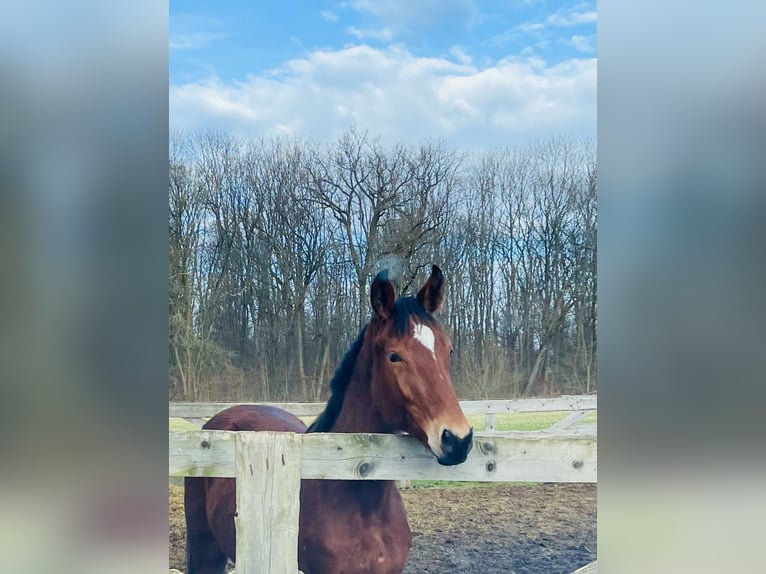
[
  {"x1": 298, "y1": 480, "x2": 409, "y2": 574},
  {"x1": 185, "y1": 266, "x2": 472, "y2": 574},
  {"x1": 184, "y1": 405, "x2": 306, "y2": 570}
]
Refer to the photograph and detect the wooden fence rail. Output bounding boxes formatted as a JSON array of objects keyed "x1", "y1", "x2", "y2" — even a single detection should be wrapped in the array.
[
  {"x1": 170, "y1": 430, "x2": 596, "y2": 574},
  {"x1": 170, "y1": 430, "x2": 596, "y2": 482},
  {"x1": 169, "y1": 395, "x2": 597, "y2": 417},
  {"x1": 170, "y1": 395, "x2": 597, "y2": 433}
]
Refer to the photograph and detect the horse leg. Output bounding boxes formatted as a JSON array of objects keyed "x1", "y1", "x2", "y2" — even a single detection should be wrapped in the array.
[{"x1": 184, "y1": 477, "x2": 227, "y2": 574}]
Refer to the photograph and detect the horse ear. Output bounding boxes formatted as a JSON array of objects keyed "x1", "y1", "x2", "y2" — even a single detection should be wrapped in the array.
[
  {"x1": 370, "y1": 271, "x2": 396, "y2": 319},
  {"x1": 417, "y1": 265, "x2": 444, "y2": 313}
]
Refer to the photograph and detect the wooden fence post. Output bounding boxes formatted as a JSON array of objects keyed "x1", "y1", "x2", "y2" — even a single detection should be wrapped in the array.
[
  {"x1": 235, "y1": 431, "x2": 302, "y2": 574},
  {"x1": 485, "y1": 413, "x2": 495, "y2": 433}
]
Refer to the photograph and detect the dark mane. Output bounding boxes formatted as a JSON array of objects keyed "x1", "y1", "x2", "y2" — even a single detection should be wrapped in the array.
[
  {"x1": 306, "y1": 326, "x2": 366, "y2": 433},
  {"x1": 306, "y1": 294, "x2": 439, "y2": 433}
]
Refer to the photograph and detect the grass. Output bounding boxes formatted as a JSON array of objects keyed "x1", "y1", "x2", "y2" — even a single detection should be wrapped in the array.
[
  {"x1": 468, "y1": 409, "x2": 597, "y2": 432},
  {"x1": 402, "y1": 479, "x2": 510, "y2": 489},
  {"x1": 169, "y1": 417, "x2": 199, "y2": 432}
]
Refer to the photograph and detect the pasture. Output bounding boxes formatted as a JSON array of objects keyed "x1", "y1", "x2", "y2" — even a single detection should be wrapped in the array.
[{"x1": 169, "y1": 481, "x2": 596, "y2": 573}]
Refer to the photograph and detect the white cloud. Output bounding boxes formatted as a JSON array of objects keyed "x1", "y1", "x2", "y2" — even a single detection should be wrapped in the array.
[
  {"x1": 170, "y1": 45, "x2": 595, "y2": 149},
  {"x1": 449, "y1": 46, "x2": 472, "y2": 66},
  {"x1": 350, "y1": 0, "x2": 472, "y2": 21},
  {"x1": 514, "y1": 22, "x2": 545, "y2": 34},
  {"x1": 546, "y1": 10, "x2": 597, "y2": 27},
  {"x1": 170, "y1": 14, "x2": 226, "y2": 50},
  {"x1": 569, "y1": 34, "x2": 595, "y2": 54},
  {"x1": 170, "y1": 32, "x2": 227, "y2": 51},
  {"x1": 320, "y1": 10, "x2": 339, "y2": 23},
  {"x1": 349, "y1": 0, "x2": 480, "y2": 33},
  {"x1": 346, "y1": 26, "x2": 393, "y2": 42},
  {"x1": 493, "y1": 6, "x2": 597, "y2": 45}
]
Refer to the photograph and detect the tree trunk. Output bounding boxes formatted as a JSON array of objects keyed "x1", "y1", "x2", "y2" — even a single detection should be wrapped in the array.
[
  {"x1": 171, "y1": 342, "x2": 188, "y2": 399},
  {"x1": 296, "y1": 306, "x2": 307, "y2": 400},
  {"x1": 314, "y1": 337, "x2": 331, "y2": 401},
  {"x1": 260, "y1": 361, "x2": 270, "y2": 401},
  {"x1": 524, "y1": 345, "x2": 548, "y2": 396}
]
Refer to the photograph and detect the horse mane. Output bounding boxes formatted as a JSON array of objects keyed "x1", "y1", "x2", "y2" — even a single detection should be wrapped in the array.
[
  {"x1": 306, "y1": 326, "x2": 367, "y2": 433},
  {"x1": 306, "y1": 294, "x2": 440, "y2": 433}
]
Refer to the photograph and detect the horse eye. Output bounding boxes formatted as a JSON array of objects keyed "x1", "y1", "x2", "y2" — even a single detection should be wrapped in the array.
[{"x1": 388, "y1": 352, "x2": 403, "y2": 363}]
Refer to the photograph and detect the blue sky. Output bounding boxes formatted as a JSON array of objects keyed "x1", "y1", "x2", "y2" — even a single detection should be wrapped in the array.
[{"x1": 170, "y1": 0, "x2": 596, "y2": 148}]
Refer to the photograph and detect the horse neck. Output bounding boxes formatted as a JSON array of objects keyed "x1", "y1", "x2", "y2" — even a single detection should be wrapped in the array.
[
  {"x1": 329, "y1": 345, "x2": 388, "y2": 433},
  {"x1": 322, "y1": 345, "x2": 399, "y2": 505}
]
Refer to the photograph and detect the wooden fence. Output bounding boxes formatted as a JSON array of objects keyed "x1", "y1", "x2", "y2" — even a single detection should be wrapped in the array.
[
  {"x1": 169, "y1": 396, "x2": 597, "y2": 573},
  {"x1": 170, "y1": 394, "x2": 597, "y2": 434}
]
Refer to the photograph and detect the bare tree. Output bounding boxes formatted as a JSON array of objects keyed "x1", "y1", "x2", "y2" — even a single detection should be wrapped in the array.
[{"x1": 169, "y1": 131, "x2": 235, "y2": 400}]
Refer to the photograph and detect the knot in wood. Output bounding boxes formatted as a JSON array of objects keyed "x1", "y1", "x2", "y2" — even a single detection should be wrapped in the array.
[
  {"x1": 200, "y1": 440, "x2": 210, "y2": 449},
  {"x1": 482, "y1": 441, "x2": 494, "y2": 453},
  {"x1": 358, "y1": 461, "x2": 372, "y2": 477},
  {"x1": 572, "y1": 459, "x2": 584, "y2": 469},
  {"x1": 486, "y1": 460, "x2": 496, "y2": 473}
]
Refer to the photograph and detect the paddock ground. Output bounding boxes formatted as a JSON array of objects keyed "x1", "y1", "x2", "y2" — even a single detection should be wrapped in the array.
[{"x1": 169, "y1": 482, "x2": 596, "y2": 573}]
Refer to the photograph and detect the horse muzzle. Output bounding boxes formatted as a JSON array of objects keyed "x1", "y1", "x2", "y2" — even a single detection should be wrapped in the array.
[{"x1": 435, "y1": 427, "x2": 473, "y2": 466}]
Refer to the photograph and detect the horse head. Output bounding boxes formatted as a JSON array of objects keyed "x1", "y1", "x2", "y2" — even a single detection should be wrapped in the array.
[{"x1": 368, "y1": 265, "x2": 473, "y2": 466}]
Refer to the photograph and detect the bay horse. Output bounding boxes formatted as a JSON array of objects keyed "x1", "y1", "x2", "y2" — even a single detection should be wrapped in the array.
[{"x1": 184, "y1": 265, "x2": 474, "y2": 574}]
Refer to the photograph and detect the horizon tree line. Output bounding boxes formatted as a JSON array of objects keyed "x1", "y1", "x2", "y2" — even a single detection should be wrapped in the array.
[{"x1": 169, "y1": 128, "x2": 596, "y2": 402}]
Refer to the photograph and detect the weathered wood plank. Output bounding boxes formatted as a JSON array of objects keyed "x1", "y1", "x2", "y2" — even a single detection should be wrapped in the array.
[
  {"x1": 458, "y1": 395, "x2": 597, "y2": 414},
  {"x1": 569, "y1": 424, "x2": 597, "y2": 435},
  {"x1": 169, "y1": 430, "x2": 236, "y2": 477},
  {"x1": 571, "y1": 560, "x2": 597, "y2": 573},
  {"x1": 235, "y1": 432, "x2": 302, "y2": 574},
  {"x1": 169, "y1": 431, "x2": 597, "y2": 483},
  {"x1": 170, "y1": 402, "x2": 325, "y2": 418},
  {"x1": 483, "y1": 423, "x2": 597, "y2": 438},
  {"x1": 170, "y1": 395, "x2": 597, "y2": 420},
  {"x1": 300, "y1": 432, "x2": 596, "y2": 482},
  {"x1": 485, "y1": 412, "x2": 496, "y2": 432}
]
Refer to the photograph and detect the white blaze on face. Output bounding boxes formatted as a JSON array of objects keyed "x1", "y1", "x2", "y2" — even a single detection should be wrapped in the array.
[{"x1": 413, "y1": 323, "x2": 436, "y2": 359}]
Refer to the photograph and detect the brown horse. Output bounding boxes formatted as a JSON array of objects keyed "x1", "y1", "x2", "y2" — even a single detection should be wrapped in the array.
[{"x1": 184, "y1": 265, "x2": 473, "y2": 574}]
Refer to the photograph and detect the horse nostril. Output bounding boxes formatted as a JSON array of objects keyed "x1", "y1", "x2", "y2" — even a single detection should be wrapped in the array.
[{"x1": 442, "y1": 429, "x2": 455, "y2": 442}]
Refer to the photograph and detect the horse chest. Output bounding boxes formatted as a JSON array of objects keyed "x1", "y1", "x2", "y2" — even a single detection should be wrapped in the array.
[{"x1": 298, "y1": 481, "x2": 411, "y2": 574}]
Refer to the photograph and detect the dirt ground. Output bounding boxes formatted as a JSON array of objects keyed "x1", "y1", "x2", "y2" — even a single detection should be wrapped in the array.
[{"x1": 169, "y1": 483, "x2": 596, "y2": 574}]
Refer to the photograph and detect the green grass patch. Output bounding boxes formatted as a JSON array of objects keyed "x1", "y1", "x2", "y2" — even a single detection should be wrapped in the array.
[
  {"x1": 468, "y1": 410, "x2": 597, "y2": 432},
  {"x1": 400, "y1": 480, "x2": 530, "y2": 489},
  {"x1": 580, "y1": 411, "x2": 597, "y2": 424},
  {"x1": 169, "y1": 417, "x2": 199, "y2": 432}
]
